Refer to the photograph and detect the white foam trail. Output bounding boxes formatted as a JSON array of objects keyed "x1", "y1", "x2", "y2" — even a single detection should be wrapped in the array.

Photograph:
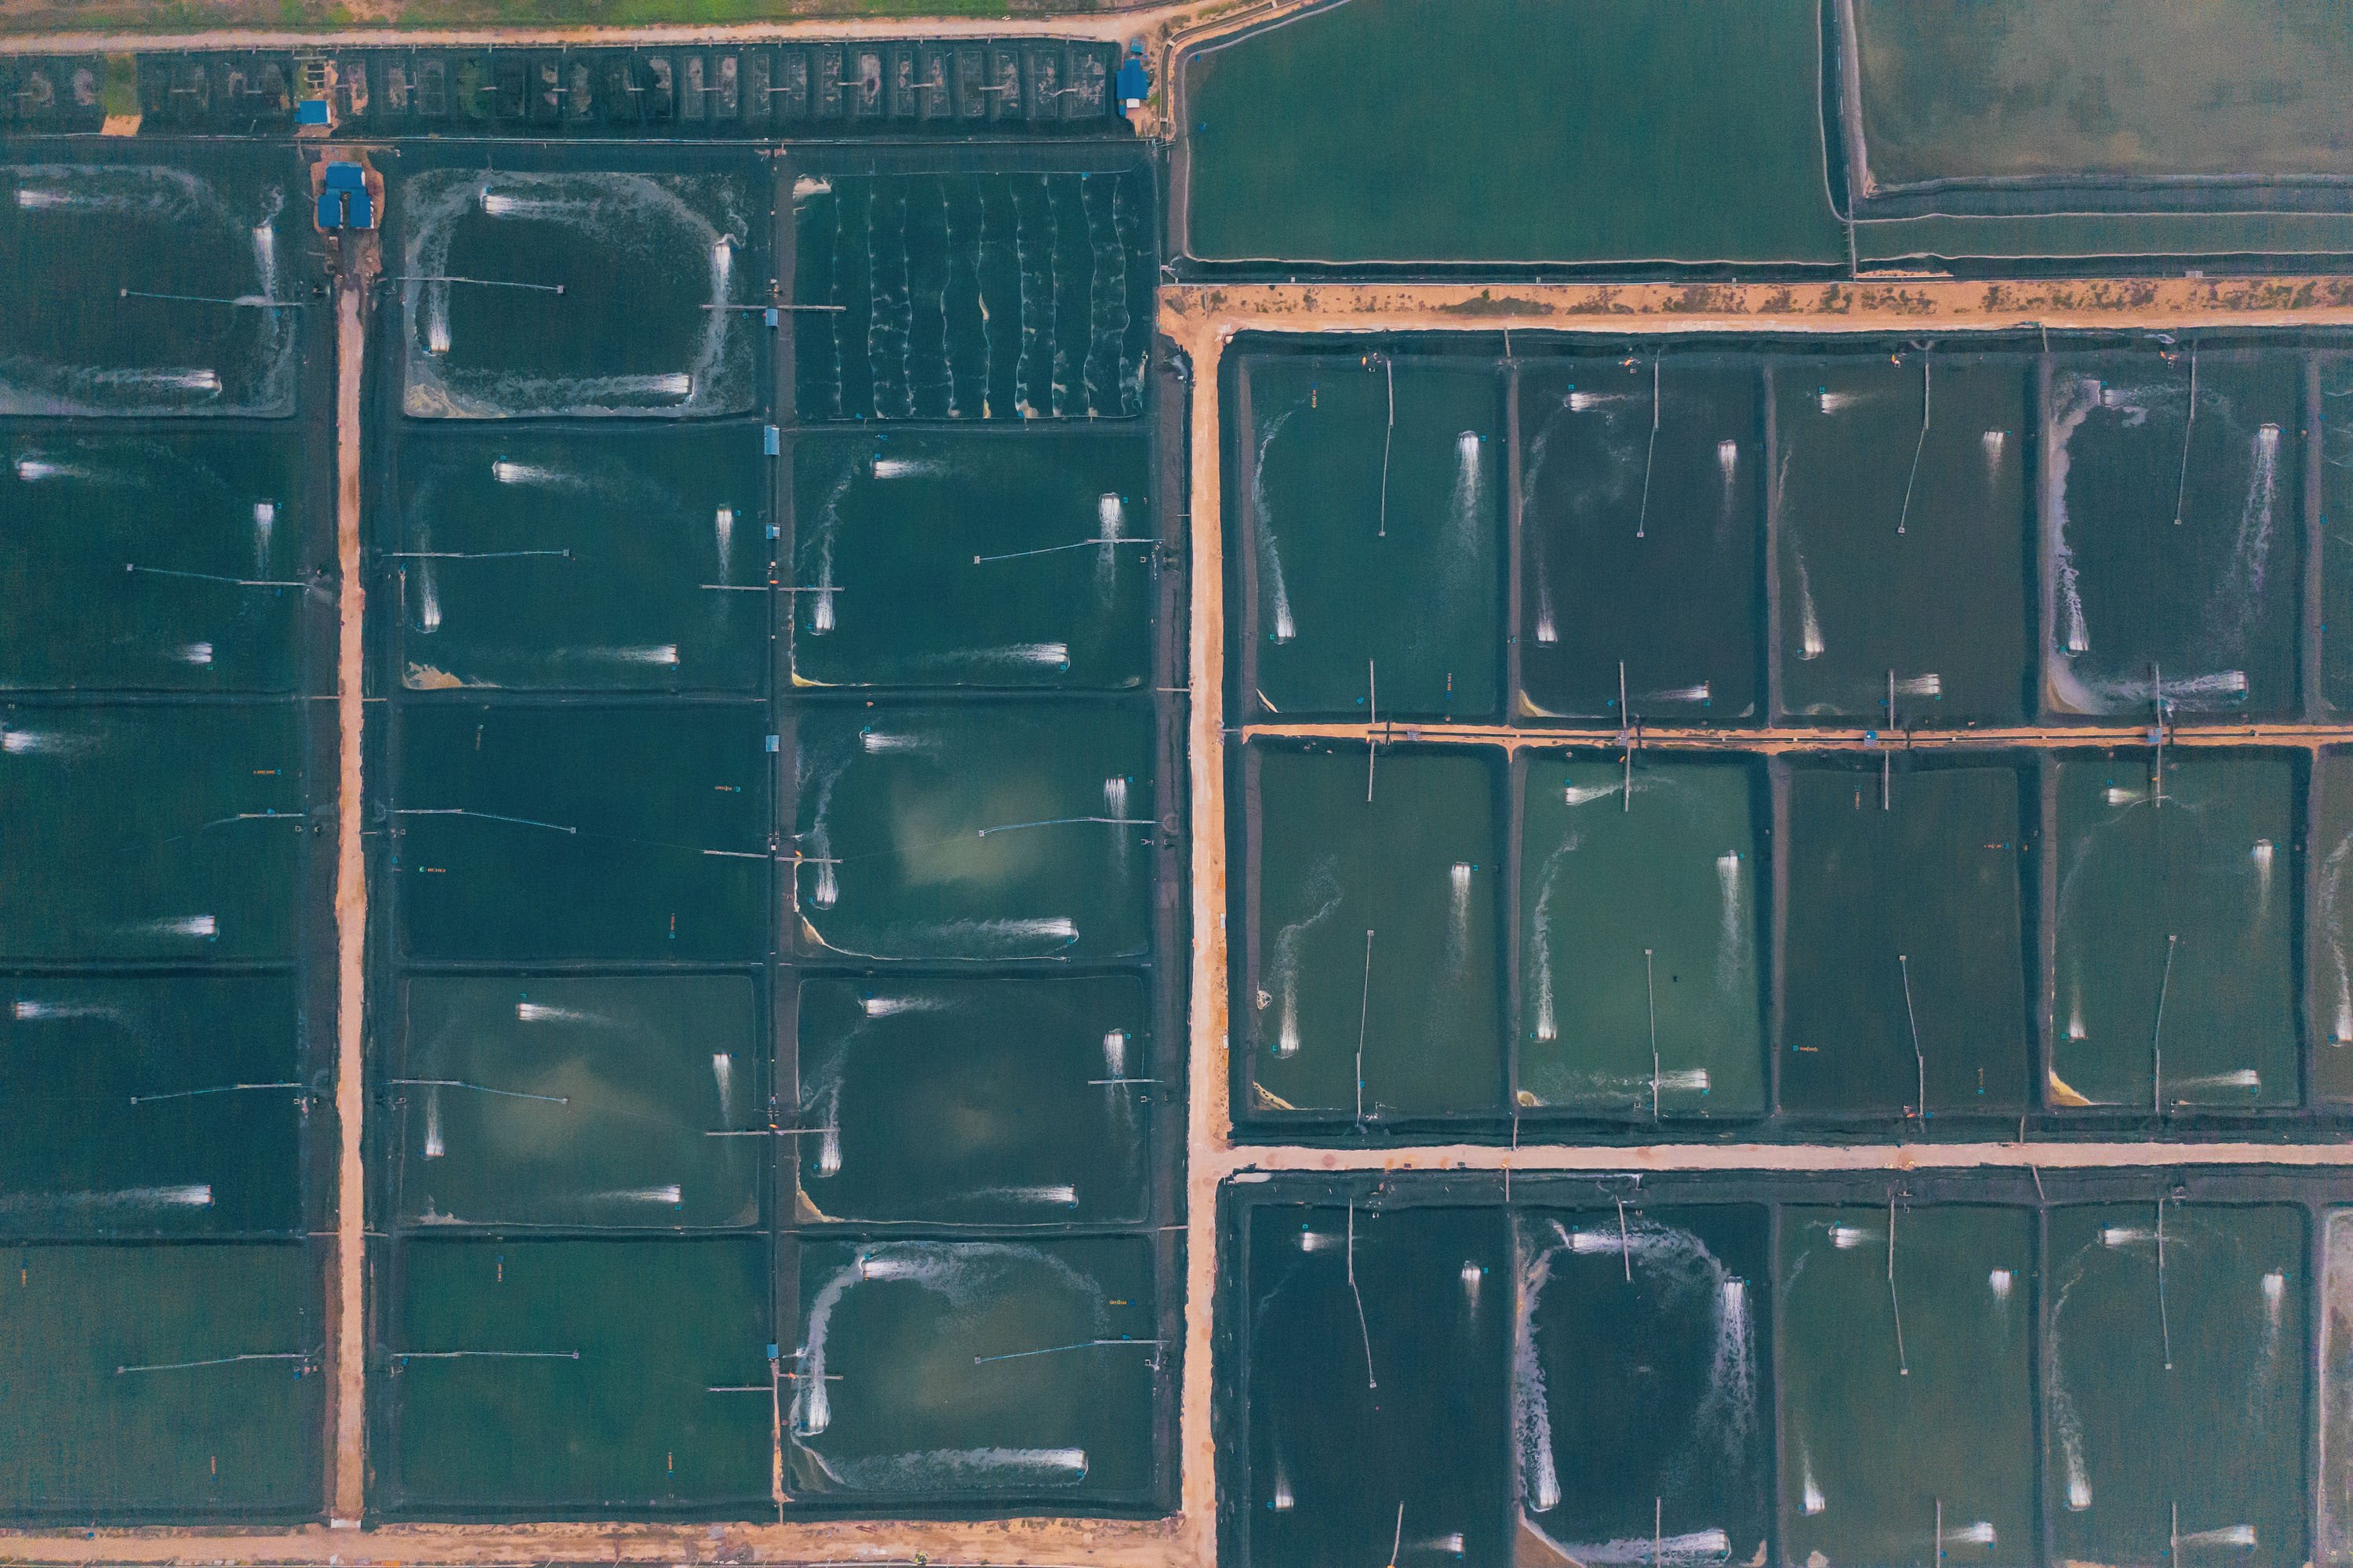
[
  {"x1": 1990, "y1": 1268, "x2": 2013, "y2": 1301},
  {"x1": 1096, "y1": 493, "x2": 1126, "y2": 605},
  {"x1": 973, "y1": 1184, "x2": 1078, "y2": 1206},
  {"x1": 1717, "y1": 439, "x2": 1739, "y2": 480},
  {"x1": 1535, "y1": 606, "x2": 1558, "y2": 643},
  {"x1": 860, "y1": 731, "x2": 940, "y2": 755},
  {"x1": 1270, "y1": 860, "x2": 1343, "y2": 1058},
  {"x1": 1446, "y1": 862, "x2": 1474, "y2": 975},
  {"x1": 2102, "y1": 1225, "x2": 2156, "y2": 1247},
  {"x1": 1100, "y1": 1029, "x2": 1129, "y2": 1076},
  {"x1": 2184, "y1": 1526, "x2": 2257, "y2": 1548},
  {"x1": 870, "y1": 457, "x2": 940, "y2": 479},
  {"x1": 10, "y1": 999, "x2": 117, "y2": 1021},
  {"x1": 490, "y1": 460, "x2": 570, "y2": 487},
  {"x1": 1717, "y1": 852, "x2": 1744, "y2": 993},
  {"x1": 13, "y1": 457, "x2": 87, "y2": 481},
  {"x1": 1, "y1": 1183, "x2": 213, "y2": 1210},
  {"x1": 427, "y1": 301, "x2": 451, "y2": 357},
  {"x1": 99, "y1": 369, "x2": 219, "y2": 394},
  {"x1": 1568, "y1": 390, "x2": 1633, "y2": 412},
  {"x1": 1893, "y1": 674, "x2": 1942, "y2": 697},
  {"x1": 1830, "y1": 1224, "x2": 1874, "y2": 1249},
  {"x1": 2254, "y1": 839, "x2": 2276, "y2": 911},
  {"x1": 1253, "y1": 409, "x2": 1300, "y2": 643},
  {"x1": 859, "y1": 995, "x2": 945, "y2": 1018},
  {"x1": 597, "y1": 1185, "x2": 683, "y2": 1205},
  {"x1": 713, "y1": 508, "x2": 734, "y2": 577},
  {"x1": 1947, "y1": 1523, "x2": 1996, "y2": 1546},
  {"x1": 2176, "y1": 1069, "x2": 2261, "y2": 1093},
  {"x1": 593, "y1": 646, "x2": 680, "y2": 666},
  {"x1": 1642, "y1": 682, "x2": 1713, "y2": 704},
  {"x1": 423, "y1": 1088, "x2": 444, "y2": 1159},
  {"x1": 1983, "y1": 428, "x2": 2007, "y2": 478},
  {"x1": 1562, "y1": 782, "x2": 1626, "y2": 808},
  {"x1": 1551, "y1": 1532, "x2": 1731, "y2": 1565},
  {"x1": 711, "y1": 1053, "x2": 734, "y2": 1119},
  {"x1": 415, "y1": 552, "x2": 442, "y2": 635},
  {"x1": 174, "y1": 642, "x2": 214, "y2": 666},
  {"x1": 1801, "y1": 1453, "x2": 1826, "y2": 1515},
  {"x1": 146, "y1": 915, "x2": 216, "y2": 938},
  {"x1": 711, "y1": 237, "x2": 733, "y2": 291},
  {"x1": 253, "y1": 500, "x2": 276, "y2": 576},
  {"x1": 1817, "y1": 390, "x2": 1860, "y2": 413},
  {"x1": 1658, "y1": 1069, "x2": 1711, "y2": 1092},
  {"x1": 13, "y1": 187, "x2": 73, "y2": 208},
  {"x1": 2264, "y1": 1270, "x2": 2286, "y2": 1323},
  {"x1": 1270, "y1": 1467, "x2": 1294, "y2": 1510},
  {"x1": 2324, "y1": 837, "x2": 2353, "y2": 1043},
  {"x1": 1791, "y1": 548, "x2": 1824, "y2": 660},
  {"x1": 515, "y1": 1002, "x2": 595, "y2": 1024},
  {"x1": 2106, "y1": 786, "x2": 2146, "y2": 806},
  {"x1": 1, "y1": 729, "x2": 90, "y2": 755}
]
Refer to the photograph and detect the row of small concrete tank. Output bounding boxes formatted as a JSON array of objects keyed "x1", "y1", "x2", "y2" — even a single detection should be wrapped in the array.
[{"x1": 0, "y1": 41, "x2": 1132, "y2": 133}]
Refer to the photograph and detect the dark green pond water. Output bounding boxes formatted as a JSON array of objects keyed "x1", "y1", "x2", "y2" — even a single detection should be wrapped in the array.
[
  {"x1": 1518, "y1": 356, "x2": 1760, "y2": 723},
  {"x1": 1780, "y1": 1204, "x2": 2036, "y2": 1568},
  {"x1": 793, "y1": 168, "x2": 1152, "y2": 421},
  {"x1": 787, "y1": 1235, "x2": 1158, "y2": 1504},
  {"x1": 1241, "y1": 1203, "x2": 1512, "y2": 1566},
  {"x1": 1235, "y1": 355, "x2": 1501, "y2": 722},
  {"x1": 395, "y1": 702, "x2": 770, "y2": 964},
  {"x1": 395, "y1": 975, "x2": 763, "y2": 1231},
  {"x1": 385, "y1": 1236, "x2": 771, "y2": 1513},
  {"x1": 2050, "y1": 751, "x2": 2297, "y2": 1111},
  {"x1": 394, "y1": 164, "x2": 761, "y2": 419},
  {"x1": 0, "y1": 427, "x2": 309, "y2": 691},
  {"x1": 0, "y1": 1242, "x2": 320, "y2": 1516},
  {"x1": 2047, "y1": 1202, "x2": 2307, "y2": 1566},
  {"x1": 2315, "y1": 751, "x2": 2353, "y2": 1102},
  {"x1": 391, "y1": 424, "x2": 770, "y2": 693},
  {"x1": 0, "y1": 701, "x2": 306, "y2": 962},
  {"x1": 1780, "y1": 759, "x2": 2031, "y2": 1115},
  {"x1": 1775, "y1": 352, "x2": 2032, "y2": 724},
  {"x1": 1518, "y1": 758, "x2": 1765, "y2": 1119},
  {"x1": 2046, "y1": 348, "x2": 2302, "y2": 719},
  {"x1": 790, "y1": 428, "x2": 1154, "y2": 689},
  {"x1": 0, "y1": 975, "x2": 300, "y2": 1237},
  {"x1": 0, "y1": 147, "x2": 311, "y2": 417},
  {"x1": 1241, "y1": 744, "x2": 1504, "y2": 1122},
  {"x1": 795, "y1": 975, "x2": 1150, "y2": 1227}
]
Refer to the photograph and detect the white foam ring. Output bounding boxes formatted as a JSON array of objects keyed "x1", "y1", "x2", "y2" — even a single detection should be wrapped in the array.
[
  {"x1": 795, "y1": 1242, "x2": 1107, "y2": 1440},
  {"x1": 1515, "y1": 1217, "x2": 1755, "y2": 1528}
]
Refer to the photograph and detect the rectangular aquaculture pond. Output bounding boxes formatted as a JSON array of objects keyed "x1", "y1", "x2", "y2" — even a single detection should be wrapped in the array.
[
  {"x1": 1228, "y1": 740, "x2": 2353, "y2": 1137},
  {"x1": 1220, "y1": 1169, "x2": 2333, "y2": 1568},
  {"x1": 1225, "y1": 333, "x2": 2353, "y2": 729},
  {"x1": 0, "y1": 1242, "x2": 323, "y2": 1519}
]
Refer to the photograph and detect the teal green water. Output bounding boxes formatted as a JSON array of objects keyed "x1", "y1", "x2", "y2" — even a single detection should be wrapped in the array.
[
  {"x1": 1243, "y1": 744, "x2": 1504, "y2": 1121},
  {"x1": 1516, "y1": 1205, "x2": 1769, "y2": 1563},
  {"x1": 2048, "y1": 1202, "x2": 2307, "y2": 1566},
  {"x1": 395, "y1": 166, "x2": 758, "y2": 419},
  {"x1": 1180, "y1": 0, "x2": 1844, "y2": 264},
  {"x1": 395, "y1": 704, "x2": 769, "y2": 963},
  {"x1": 1776, "y1": 353, "x2": 2031, "y2": 724},
  {"x1": 2314, "y1": 752, "x2": 2353, "y2": 1102},
  {"x1": 0, "y1": 702, "x2": 304, "y2": 962},
  {"x1": 2050, "y1": 752, "x2": 2297, "y2": 1111},
  {"x1": 1517, "y1": 357, "x2": 1762, "y2": 722},
  {"x1": 791, "y1": 700, "x2": 1154, "y2": 963},
  {"x1": 2324, "y1": 356, "x2": 2353, "y2": 715},
  {"x1": 2046, "y1": 349, "x2": 2302, "y2": 719},
  {"x1": 386, "y1": 1237, "x2": 771, "y2": 1512},
  {"x1": 1236, "y1": 355, "x2": 1501, "y2": 721},
  {"x1": 0, "y1": 427, "x2": 308, "y2": 692},
  {"x1": 1518, "y1": 759, "x2": 1764, "y2": 1118},
  {"x1": 393, "y1": 425, "x2": 769, "y2": 693},
  {"x1": 1780, "y1": 1205, "x2": 2035, "y2": 1568},
  {"x1": 1781, "y1": 761, "x2": 2031, "y2": 1115},
  {"x1": 791, "y1": 430, "x2": 1153, "y2": 689},
  {"x1": 787, "y1": 1236, "x2": 1157, "y2": 1502},
  {"x1": 0, "y1": 976, "x2": 300, "y2": 1236},
  {"x1": 0, "y1": 1243, "x2": 319, "y2": 1516},
  {"x1": 1242, "y1": 1204, "x2": 1511, "y2": 1566},
  {"x1": 795, "y1": 976, "x2": 1150, "y2": 1226},
  {"x1": 0, "y1": 148, "x2": 311, "y2": 417},
  {"x1": 396, "y1": 977, "x2": 762, "y2": 1230}
]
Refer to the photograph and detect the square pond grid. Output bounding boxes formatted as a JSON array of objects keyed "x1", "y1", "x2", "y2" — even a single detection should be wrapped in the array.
[
  {"x1": 0, "y1": 140, "x2": 340, "y2": 1520},
  {"x1": 363, "y1": 137, "x2": 1184, "y2": 1520},
  {"x1": 1222, "y1": 333, "x2": 2353, "y2": 1144},
  {"x1": 1217, "y1": 1166, "x2": 2353, "y2": 1568}
]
